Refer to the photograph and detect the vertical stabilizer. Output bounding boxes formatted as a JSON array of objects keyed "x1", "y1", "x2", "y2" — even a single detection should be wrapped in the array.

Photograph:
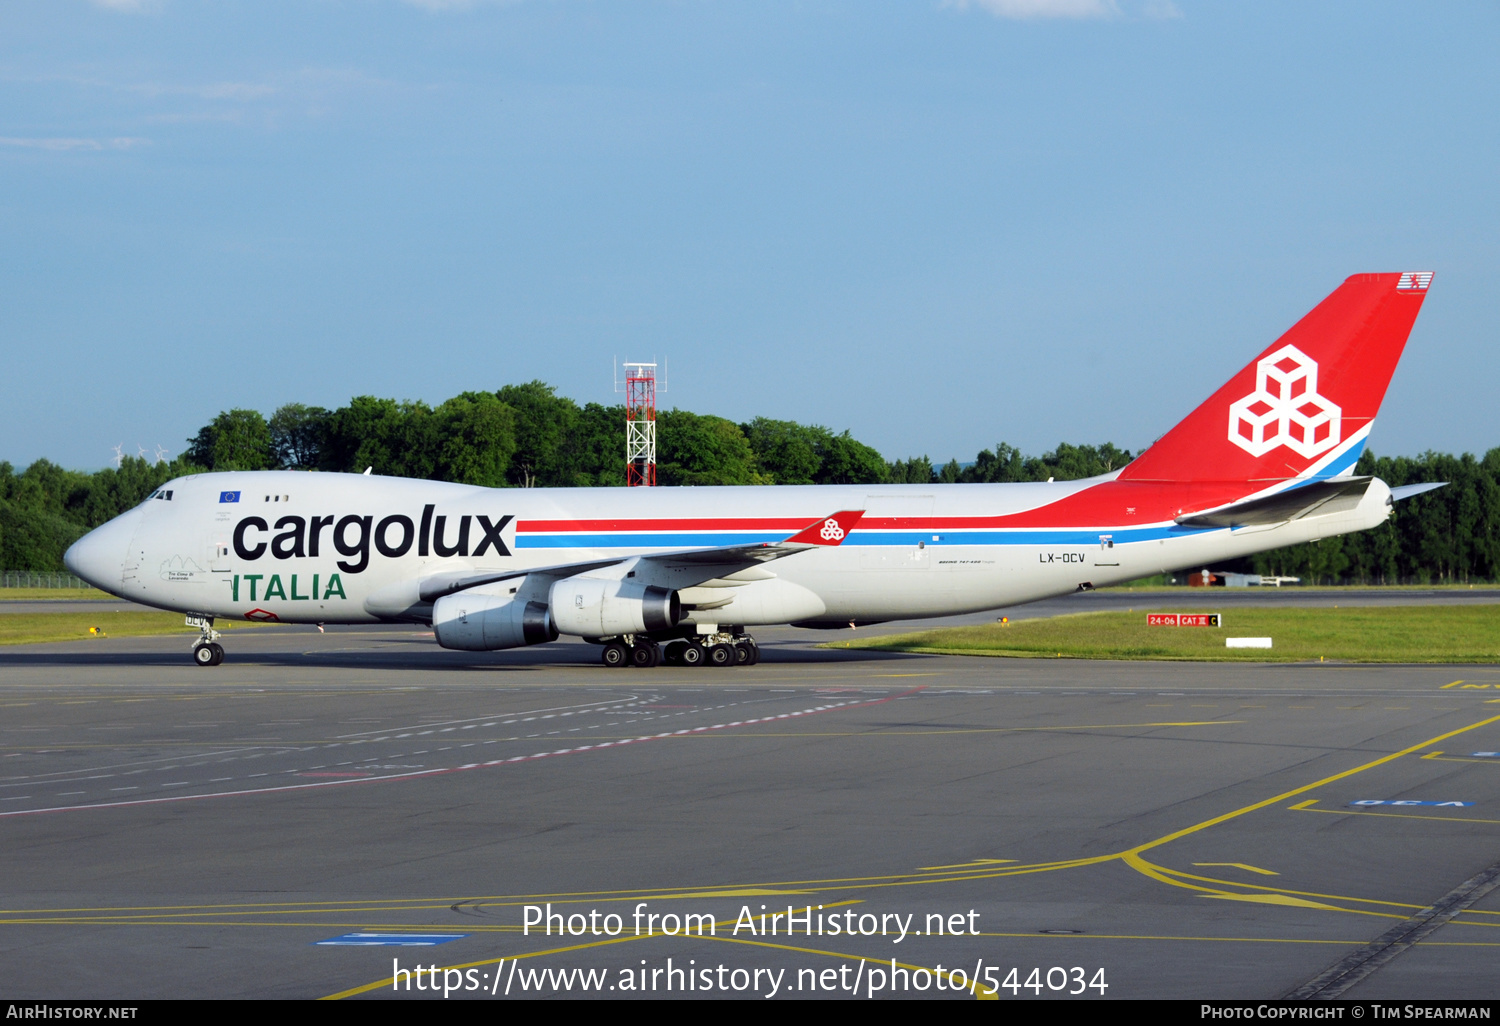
[{"x1": 1118, "y1": 273, "x2": 1431, "y2": 485}]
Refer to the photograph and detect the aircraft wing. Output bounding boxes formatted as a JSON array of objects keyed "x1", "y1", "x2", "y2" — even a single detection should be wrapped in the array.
[
  {"x1": 418, "y1": 510, "x2": 865, "y2": 602},
  {"x1": 418, "y1": 559, "x2": 622, "y2": 603},
  {"x1": 642, "y1": 509, "x2": 864, "y2": 568}
]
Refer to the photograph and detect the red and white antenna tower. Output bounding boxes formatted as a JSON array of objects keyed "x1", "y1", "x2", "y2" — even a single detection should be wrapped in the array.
[{"x1": 618, "y1": 360, "x2": 662, "y2": 487}]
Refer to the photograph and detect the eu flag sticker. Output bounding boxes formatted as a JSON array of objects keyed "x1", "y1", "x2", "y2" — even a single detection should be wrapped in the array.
[{"x1": 219, "y1": 491, "x2": 241, "y2": 503}]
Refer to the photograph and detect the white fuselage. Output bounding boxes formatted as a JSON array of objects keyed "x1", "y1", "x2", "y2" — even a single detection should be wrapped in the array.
[{"x1": 66, "y1": 470, "x2": 1393, "y2": 633}]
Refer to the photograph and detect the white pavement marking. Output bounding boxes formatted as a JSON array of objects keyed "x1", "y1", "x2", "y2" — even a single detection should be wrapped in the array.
[{"x1": 0, "y1": 689, "x2": 917, "y2": 818}]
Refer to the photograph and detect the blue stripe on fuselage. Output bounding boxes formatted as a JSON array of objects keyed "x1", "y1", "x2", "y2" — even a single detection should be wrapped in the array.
[
  {"x1": 515, "y1": 524, "x2": 1216, "y2": 549},
  {"x1": 513, "y1": 446, "x2": 1376, "y2": 553},
  {"x1": 847, "y1": 525, "x2": 1209, "y2": 546},
  {"x1": 1300, "y1": 437, "x2": 1366, "y2": 482}
]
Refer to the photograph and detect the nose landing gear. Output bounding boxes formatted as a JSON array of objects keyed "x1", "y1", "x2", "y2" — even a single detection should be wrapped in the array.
[{"x1": 187, "y1": 614, "x2": 225, "y2": 667}]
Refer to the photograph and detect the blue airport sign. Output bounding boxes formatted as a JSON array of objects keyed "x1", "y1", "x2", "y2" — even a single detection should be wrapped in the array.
[
  {"x1": 1349, "y1": 800, "x2": 1474, "y2": 807},
  {"x1": 1471, "y1": 752, "x2": 1500, "y2": 759}
]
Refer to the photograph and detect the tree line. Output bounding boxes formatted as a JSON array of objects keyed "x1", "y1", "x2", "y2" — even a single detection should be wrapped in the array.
[
  {"x1": 1, "y1": 382, "x2": 1492, "y2": 583},
  {"x1": 175, "y1": 384, "x2": 898, "y2": 488},
  {"x1": 1244, "y1": 450, "x2": 1500, "y2": 585}
]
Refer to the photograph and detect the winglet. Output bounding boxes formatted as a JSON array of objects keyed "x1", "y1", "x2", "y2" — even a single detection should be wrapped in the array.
[{"x1": 784, "y1": 510, "x2": 864, "y2": 546}]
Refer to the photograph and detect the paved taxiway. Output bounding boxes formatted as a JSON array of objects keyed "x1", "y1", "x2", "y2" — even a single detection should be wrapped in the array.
[
  {"x1": 1, "y1": 606, "x2": 1498, "y2": 1000},
  {"x1": 4, "y1": 585, "x2": 1499, "y2": 618}
]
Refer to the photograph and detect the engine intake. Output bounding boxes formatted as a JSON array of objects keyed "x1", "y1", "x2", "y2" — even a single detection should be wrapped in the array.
[{"x1": 433, "y1": 589, "x2": 557, "y2": 651}]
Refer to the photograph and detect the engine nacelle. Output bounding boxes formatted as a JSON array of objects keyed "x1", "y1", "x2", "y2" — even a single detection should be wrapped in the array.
[
  {"x1": 549, "y1": 576, "x2": 681, "y2": 637},
  {"x1": 432, "y1": 588, "x2": 558, "y2": 652}
]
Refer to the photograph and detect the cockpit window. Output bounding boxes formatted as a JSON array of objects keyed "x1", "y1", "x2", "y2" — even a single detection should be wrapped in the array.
[{"x1": 142, "y1": 489, "x2": 174, "y2": 504}]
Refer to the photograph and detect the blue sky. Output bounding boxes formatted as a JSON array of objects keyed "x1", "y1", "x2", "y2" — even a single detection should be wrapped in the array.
[{"x1": 3, "y1": 0, "x2": 1496, "y2": 471}]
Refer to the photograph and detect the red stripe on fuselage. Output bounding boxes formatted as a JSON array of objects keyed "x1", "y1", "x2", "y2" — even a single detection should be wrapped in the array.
[
  {"x1": 515, "y1": 480, "x2": 1255, "y2": 536},
  {"x1": 519, "y1": 518, "x2": 813, "y2": 533},
  {"x1": 960, "y1": 479, "x2": 1245, "y2": 528}
]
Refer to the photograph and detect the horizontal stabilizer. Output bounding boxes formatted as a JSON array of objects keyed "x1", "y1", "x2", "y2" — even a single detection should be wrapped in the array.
[
  {"x1": 1176, "y1": 477, "x2": 1373, "y2": 528},
  {"x1": 1389, "y1": 481, "x2": 1447, "y2": 502}
]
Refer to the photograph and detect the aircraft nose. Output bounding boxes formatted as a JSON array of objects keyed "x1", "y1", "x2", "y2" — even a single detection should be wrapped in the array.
[{"x1": 64, "y1": 508, "x2": 140, "y2": 592}]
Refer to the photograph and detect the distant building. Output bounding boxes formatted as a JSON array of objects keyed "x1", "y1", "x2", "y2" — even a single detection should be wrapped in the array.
[{"x1": 1189, "y1": 569, "x2": 1301, "y2": 588}]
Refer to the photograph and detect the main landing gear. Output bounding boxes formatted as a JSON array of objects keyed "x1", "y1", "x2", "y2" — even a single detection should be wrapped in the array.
[
  {"x1": 188, "y1": 614, "x2": 225, "y2": 667},
  {"x1": 599, "y1": 632, "x2": 759, "y2": 669}
]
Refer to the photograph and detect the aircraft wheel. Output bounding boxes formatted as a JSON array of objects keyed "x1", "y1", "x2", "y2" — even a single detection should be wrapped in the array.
[
  {"x1": 733, "y1": 642, "x2": 752, "y2": 666},
  {"x1": 209, "y1": 642, "x2": 225, "y2": 666},
  {"x1": 663, "y1": 641, "x2": 686, "y2": 665},
  {"x1": 708, "y1": 643, "x2": 736, "y2": 667},
  {"x1": 679, "y1": 643, "x2": 705, "y2": 667},
  {"x1": 193, "y1": 643, "x2": 217, "y2": 667},
  {"x1": 601, "y1": 642, "x2": 630, "y2": 668},
  {"x1": 630, "y1": 643, "x2": 660, "y2": 668}
]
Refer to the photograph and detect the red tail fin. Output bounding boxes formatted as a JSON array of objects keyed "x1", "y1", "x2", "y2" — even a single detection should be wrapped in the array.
[{"x1": 1118, "y1": 273, "x2": 1431, "y2": 484}]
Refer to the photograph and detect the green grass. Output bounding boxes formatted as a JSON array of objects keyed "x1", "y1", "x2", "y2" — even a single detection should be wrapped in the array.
[
  {"x1": 0, "y1": 587, "x2": 115, "y2": 601},
  {"x1": 0, "y1": 612, "x2": 272, "y2": 647},
  {"x1": 832, "y1": 606, "x2": 1500, "y2": 663},
  {"x1": 1100, "y1": 582, "x2": 1500, "y2": 593}
]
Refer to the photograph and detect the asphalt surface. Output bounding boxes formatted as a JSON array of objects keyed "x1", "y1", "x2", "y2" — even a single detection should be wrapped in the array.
[
  {"x1": 1, "y1": 596, "x2": 1499, "y2": 1001},
  {"x1": 4, "y1": 585, "x2": 1499, "y2": 618}
]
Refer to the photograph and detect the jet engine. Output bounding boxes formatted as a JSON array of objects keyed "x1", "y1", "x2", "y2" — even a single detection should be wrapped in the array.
[
  {"x1": 432, "y1": 587, "x2": 557, "y2": 651},
  {"x1": 549, "y1": 576, "x2": 681, "y2": 637}
]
